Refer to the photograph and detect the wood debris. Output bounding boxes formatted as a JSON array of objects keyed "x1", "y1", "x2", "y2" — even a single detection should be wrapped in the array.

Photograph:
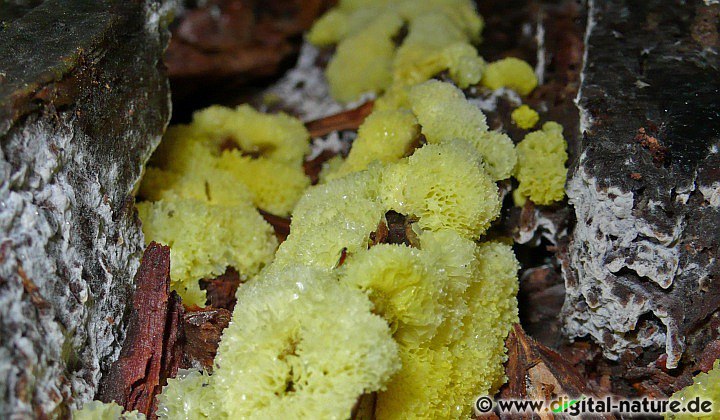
[{"x1": 98, "y1": 242, "x2": 184, "y2": 418}]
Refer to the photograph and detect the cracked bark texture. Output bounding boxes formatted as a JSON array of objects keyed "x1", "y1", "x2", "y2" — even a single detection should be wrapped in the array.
[
  {"x1": 563, "y1": 0, "x2": 720, "y2": 368},
  {"x1": 0, "y1": 1, "x2": 173, "y2": 417}
]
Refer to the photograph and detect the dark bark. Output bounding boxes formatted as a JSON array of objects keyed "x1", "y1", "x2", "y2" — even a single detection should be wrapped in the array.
[{"x1": 564, "y1": 0, "x2": 720, "y2": 369}]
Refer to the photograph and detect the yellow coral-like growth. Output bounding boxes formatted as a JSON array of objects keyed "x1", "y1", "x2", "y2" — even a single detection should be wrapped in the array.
[
  {"x1": 393, "y1": 12, "x2": 485, "y2": 89},
  {"x1": 191, "y1": 105, "x2": 310, "y2": 164},
  {"x1": 373, "y1": 240, "x2": 519, "y2": 419},
  {"x1": 211, "y1": 265, "x2": 400, "y2": 419},
  {"x1": 276, "y1": 167, "x2": 386, "y2": 270},
  {"x1": 216, "y1": 150, "x2": 310, "y2": 216},
  {"x1": 482, "y1": 57, "x2": 538, "y2": 96},
  {"x1": 514, "y1": 121, "x2": 568, "y2": 205},
  {"x1": 308, "y1": 0, "x2": 485, "y2": 102},
  {"x1": 409, "y1": 80, "x2": 517, "y2": 180},
  {"x1": 73, "y1": 401, "x2": 145, "y2": 420},
  {"x1": 448, "y1": 241, "x2": 519, "y2": 416},
  {"x1": 382, "y1": 140, "x2": 500, "y2": 239},
  {"x1": 376, "y1": 346, "x2": 454, "y2": 419},
  {"x1": 511, "y1": 104, "x2": 540, "y2": 129},
  {"x1": 340, "y1": 244, "x2": 444, "y2": 346},
  {"x1": 419, "y1": 230, "x2": 477, "y2": 347},
  {"x1": 666, "y1": 359, "x2": 720, "y2": 419},
  {"x1": 325, "y1": 110, "x2": 419, "y2": 180},
  {"x1": 142, "y1": 105, "x2": 310, "y2": 215},
  {"x1": 326, "y1": 12, "x2": 403, "y2": 103},
  {"x1": 137, "y1": 199, "x2": 277, "y2": 306},
  {"x1": 157, "y1": 370, "x2": 216, "y2": 419}
]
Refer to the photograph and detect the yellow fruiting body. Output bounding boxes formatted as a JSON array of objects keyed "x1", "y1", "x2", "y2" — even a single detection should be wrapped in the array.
[
  {"x1": 191, "y1": 105, "x2": 310, "y2": 164},
  {"x1": 325, "y1": 110, "x2": 419, "y2": 180},
  {"x1": 276, "y1": 168, "x2": 386, "y2": 269},
  {"x1": 409, "y1": 80, "x2": 517, "y2": 180},
  {"x1": 393, "y1": 12, "x2": 485, "y2": 89},
  {"x1": 666, "y1": 359, "x2": 720, "y2": 419},
  {"x1": 216, "y1": 150, "x2": 310, "y2": 216},
  {"x1": 137, "y1": 199, "x2": 277, "y2": 306},
  {"x1": 340, "y1": 244, "x2": 445, "y2": 346},
  {"x1": 376, "y1": 346, "x2": 454, "y2": 419},
  {"x1": 382, "y1": 140, "x2": 500, "y2": 239},
  {"x1": 370, "y1": 240, "x2": 518, "y2": 419},
  {"x1": 482, "y1": 57, "x2": 538, "y2": 95},
  {"x1": 307, "y1": 0, "x2": 485, "y2": 102},
  {"x1": 326, "y1": 12, "x2": 403, "y2": 103},
  {"x1": 159, "y1": 265, "x2": 400, "y2": 419},
  {"x1": 306, "y1": 9, "x2": 351, "y2": 46},
  {"x1": 157, "y1": 370, "x2": 216, "y2": 419},
  {"x1": 419, "y1": 230, "x2": 478, "y2": 347},
  {"x1": 142, "y1": 105, "x2": 310, "y2": 215},
  {"x1": 449, "y1": 242, "x2": 520, "y2": 413},
  {"x1": 73, "y1": 401, "x2": 145, "y2": 420},
  {"x1": 511, "y1": 104, "x2": 540, "y2": 129},
  {"x1": 515, "y1": 121, "x2": 568, "y2": 205}
]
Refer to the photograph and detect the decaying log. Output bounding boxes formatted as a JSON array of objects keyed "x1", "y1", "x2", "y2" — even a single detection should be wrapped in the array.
[
  {"x1": 97, "y1": 243, "x2": 184, "y2": 418},
  {"x1": 563, "y1": 0, "x2": 720, "y2": 368},
  {"x1": 305, "y1": 101, "x2": 375, "y2": 138},
  {"x1": 500, "y1": 325, "x2": 614, "y2": 419},
  {"x1": 0, "y1": 1, "x2": 173, "y2": 417},
  {"x1": 199, "y1": 267, "x2": 242, "y2": 310},
  {"x1": 181, "y1": 307, "x2": 232, "y2": 372}
]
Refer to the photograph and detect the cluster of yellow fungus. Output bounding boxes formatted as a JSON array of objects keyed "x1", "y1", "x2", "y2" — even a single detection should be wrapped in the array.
[
  {"x1": 514, "y1": 121, "x2": 569, "y2": 205},
  {"x1": 73, "y1": 401, "x2": 144, "y2": 420},
  {"x1": 145, "y1": 105, "x2": 311, "y2": 216},
  {"x1": 511, "y1": 104, "x2": 540, "y2": 129},
  {"x1": 666, "y1": 360, "x2": 720, "y2": 419},
  {"x1": 152, "y1": 76, "x2": 522, "y2": 418},
  {"x1": 481, "y1": 57, "x2": 538, "y2": 95},
  {"x1": 72, "y1": 1, "x2": 577, "y2": 418},
  {"x1": 136, "y1": 105, "x2": 312, "y2": 306},
  {"x1": 158, "y1": 266, "x2": 400, "y2": 419},
  {"x1": 382, "y1": 140, "x2": 501, "y2": 238},
  {"x1": 308, "y1": 0, "x2": 486, "y2": 103},
  {"x1": 408, "y1": 80, "x2": 517, "y2": 181}
]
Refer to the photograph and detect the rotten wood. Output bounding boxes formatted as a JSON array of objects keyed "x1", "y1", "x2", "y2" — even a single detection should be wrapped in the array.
[
  {"x1": 500, "y1": 324, "x2": 614, "y2": 419},
  {"x1": 98, "y1": 242, "x2": 184, "y2": 418},
  {"x1": 167, "y1": 0, "x2": 335, "y2": 121},
  {"x1": 304, "y1": 149, "x2": 339, "y2": 185},
  {"x1": 181, "y1": 307, "x2": 232, "y2": 373},
  {"x1": 199, "y1": 267, "x2": 242, "y2": 311},
  {"x1": 259, "y1": 209, "x2": 291, "y2": 243},
  {"x1": 305, "y1": 100, "x2": 374, "y2": 138}
]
